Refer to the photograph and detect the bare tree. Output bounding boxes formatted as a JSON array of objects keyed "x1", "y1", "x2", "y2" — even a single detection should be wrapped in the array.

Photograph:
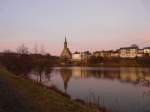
[
  {"x1": 17, "y1": 44, "x2": 29, "y2": 54},
  {"x1": 40, "y1": 45, "x2": 45, "y2": 55},
  {"x1": 131, "y1": 44, "x2": 139, "y2": 48},
  {"x1": 33, "y1": 43, "x2": 38, "y2": 54},
  {"x1": 3, "y1": 49, "x2": 12, "y2": 53}
]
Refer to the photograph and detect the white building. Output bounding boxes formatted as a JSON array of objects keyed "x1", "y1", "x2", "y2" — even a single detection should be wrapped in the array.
[
  {"x1": 144, "y1": 47, "x2": 150, "y2": 56},
  {"x1": 110, "y1": 50, "x2": 119, "y2": 57},
  {"x1": 137, "y1": 49, "x2": 144, "y2": 57},
  {"x1": 72, "y1": 52, "x2": 82, "y2": 61},
  {"x1": 93, "y1": 50, "x2": 119, "y2": 57},
  {"x1": 72, "y1": 51, "x2": 92, "y2": 62},
  {"x1": 119, "y1": 47, "x2": 138, "y2": 58}
]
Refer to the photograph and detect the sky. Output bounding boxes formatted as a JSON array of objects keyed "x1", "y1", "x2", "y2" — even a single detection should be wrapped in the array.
[{"x1": 0, "y1": 0, "x2": 150, "y2": 55}]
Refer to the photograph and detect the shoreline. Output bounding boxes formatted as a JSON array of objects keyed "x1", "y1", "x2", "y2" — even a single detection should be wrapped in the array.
[
  {"x1": 58, "y1": 65, "x2": 150, "y2": 68},
  {"x1": 0, "y1": 68, "x2": 105, "y2": 112}
]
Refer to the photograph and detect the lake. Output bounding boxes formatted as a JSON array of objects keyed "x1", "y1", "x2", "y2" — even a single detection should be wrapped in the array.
[{"x1": 29, "y1": 67, "x2": 150, "y2": 112}]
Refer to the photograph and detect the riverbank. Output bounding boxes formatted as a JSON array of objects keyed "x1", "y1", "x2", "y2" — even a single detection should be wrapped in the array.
[
  {"x1": 0, "y1": 68, "x2": 102, "y2": 112},
  {"x1": 70, "y1": 57, "x2": 150, "y2": 67}
]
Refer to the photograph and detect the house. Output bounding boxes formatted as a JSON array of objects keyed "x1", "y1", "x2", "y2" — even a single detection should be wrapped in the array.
[
  {"x1": 93, "y1": 51, "x2": 110, "y2": 57},
  {"x1": 137, "y1": 49, "x2": 144, "y2": 57},
  {"x1": 93, "y1": 50, "x2": 119, "y2": 58},
  {"x1": 144, "y1": 47, "x2": 150, "y2": 56},
  {"x1": 72, "y1": 51, "x2": 92, "y2": 62},
  {"x1": 102, "y1": 51, "x2": 111, "y2": 57},
  {"x1": 93, "y1": 51, "x2": 101, "y2": 57},
  {"x1": 81, "y1": 51, "x2": 91, "y2": 60},
  {"x1": 72, "y1": 52, "x2": 82, "y2": 61},
  {"x1": 110, "y1": 50, "x2": 119, "y2": 57},
  {"x1": 119, "y1": 47, "x2": 138, "y2": 58}
]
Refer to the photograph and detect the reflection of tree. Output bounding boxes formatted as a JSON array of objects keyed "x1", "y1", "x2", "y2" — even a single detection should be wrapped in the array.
[
  {"x1": 60, "y1": 68, "x2": 72, "y2": 93},
  {"x1": 34, "y1": 68, "x2": 53, "y2": 83},
  {"x1": 44, "y1": 68, "x2": 53, "y2": 81},
  {"x1": 137, "y1": 78, "x2": 150, "y2": 87},
  {"x1": 137, "y1": 78, "x2": 150, "y2": 97}
]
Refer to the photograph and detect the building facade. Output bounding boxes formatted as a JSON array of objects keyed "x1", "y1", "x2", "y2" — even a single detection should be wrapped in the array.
[
  {"x1": 93, "y1": 50, "x2": 119, "y2": 58},
  {"x1": 137, "y1": 49, "x2": 144, "y2": 57},
  {"x1": 119, "y1": 47, "x2": 138, "y2": 58},
  {"x1": 72, "y1": 52, "x2": 82, "y2": 61},
  {"x1": 144, "y1": 47, "x2": 150, "y2": 56},
  {"x1": 60, "y1": 39, "x2": 150, "y2": 61},
  {"x1": 81, "y1": 51, "x2": 92, "y2": 61}
]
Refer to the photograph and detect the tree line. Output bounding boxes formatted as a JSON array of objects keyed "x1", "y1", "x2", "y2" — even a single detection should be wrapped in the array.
[{"x1": 0, "y1": 44, "x2": 59, "y2": 76}]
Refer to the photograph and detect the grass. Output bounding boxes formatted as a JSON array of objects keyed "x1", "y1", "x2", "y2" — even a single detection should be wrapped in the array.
[{"x1": 0, "y1": 68, "x2": 101, "y2": 112}]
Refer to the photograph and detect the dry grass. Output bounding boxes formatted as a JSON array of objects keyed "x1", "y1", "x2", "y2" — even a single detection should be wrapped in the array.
[{"x1": 0, "y1": 68, "x2": 102, "y2": 112}]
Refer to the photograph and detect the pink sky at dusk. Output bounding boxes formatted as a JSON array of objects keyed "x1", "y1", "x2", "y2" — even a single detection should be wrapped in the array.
[{"x1": 0, "y1": 0, "x2": 150, "y2": 56}]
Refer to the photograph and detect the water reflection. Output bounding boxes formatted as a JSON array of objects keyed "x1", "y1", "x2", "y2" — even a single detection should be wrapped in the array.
[
  {"x1": 29, "y1": 67, "x2": 150, "y2": 112},
  {"x1": 30, "y1": 68, "x2": 52, "y2": 83},
  {"x1": 57, "y1": 67, "x2": 150, "y2": 112},
  {"x1": 60, "y1": 69, "x2": 72, "y2": 93},
  {"x1": 58, "y1": 67, "x2": 150, "y2": 87}
]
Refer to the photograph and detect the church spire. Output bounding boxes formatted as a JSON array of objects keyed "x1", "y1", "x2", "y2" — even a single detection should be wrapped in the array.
[
  {"x1": 60, "y1": 35, "x2": 72, "y2": 60},
  {"x1": 65, "y1": 36, "x2": 67, "y2": 43},
  {"x1": 64, "y1": 36, "x2": 67, "y2": 48}
]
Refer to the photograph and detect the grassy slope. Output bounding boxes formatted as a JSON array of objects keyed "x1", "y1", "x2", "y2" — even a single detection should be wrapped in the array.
[{"x1": 0, "y1": 69, "x2": 100, "y2": 112}]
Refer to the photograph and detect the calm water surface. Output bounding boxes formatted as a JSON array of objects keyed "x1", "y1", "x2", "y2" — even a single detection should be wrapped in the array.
[{"x1": 29, "y1": 67, "x2": 150, "y2": 112}]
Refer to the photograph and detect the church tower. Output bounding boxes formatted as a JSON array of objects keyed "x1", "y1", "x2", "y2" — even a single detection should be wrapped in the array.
[
  {"x1": 60, "y1": 37, "x2": 72, "y2": 60},
  {"x1": 64, "y1": 37, "x2": 67, "y2": 48}
]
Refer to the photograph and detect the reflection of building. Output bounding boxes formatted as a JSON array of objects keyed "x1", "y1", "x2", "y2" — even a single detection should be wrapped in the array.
[
  {"x1": 60, "y1": 68, "x2": 72, "y2": 92},
  {"x1": 119, "y1": 71, "x2": 138, "y2": 82},
  {"x1": 72, "y1": 67, "x2": 150, "y2": 84},
  {"x1": 60, "y1": 37, "x2": 72, "y2": 60},
  {"x1": 72, "y1": 67, "x2": 83, "y2": 78},
  {"x1": 145, "y1": 76, "x2": 150, "y2": 81}
]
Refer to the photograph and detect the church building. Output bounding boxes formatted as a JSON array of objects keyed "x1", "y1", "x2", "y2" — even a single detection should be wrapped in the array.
[{"x1": 60, "y1": 37, "x2": 72, "y2": 60}]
